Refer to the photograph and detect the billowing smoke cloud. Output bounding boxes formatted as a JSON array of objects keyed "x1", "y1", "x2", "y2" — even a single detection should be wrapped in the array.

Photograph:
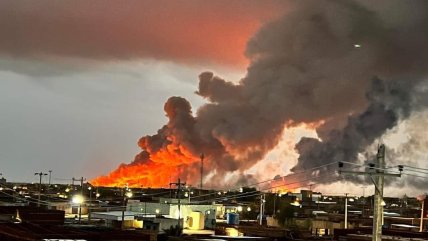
[
  {"x1": 294, "y1": 77, "x2": 422, "y2": 179},
  {"x1": 93, "y1": 0, "x2": 428, "y2": 188}
]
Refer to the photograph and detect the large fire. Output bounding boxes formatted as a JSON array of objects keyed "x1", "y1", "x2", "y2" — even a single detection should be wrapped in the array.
[
  {"x1": 91, "y1": 143, "x2": 199, "y2": 187},
  {"x1": 92, "y1": 120, "x2": 322, "y2": 188},
  {"x1": 270, "y1": 178, "x2": 294, "y2": 194}
]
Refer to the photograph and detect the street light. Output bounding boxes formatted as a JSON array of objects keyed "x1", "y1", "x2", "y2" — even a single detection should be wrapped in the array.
[
  {"x1": 72, "y1": 194, "x2": 84, "y2": 223},
  {"x1": 72, "y1": 195, "x2": 84, "y2": 204},
  {"x1": 126, "y1": 191, "x2": 133, "y2": 198}
]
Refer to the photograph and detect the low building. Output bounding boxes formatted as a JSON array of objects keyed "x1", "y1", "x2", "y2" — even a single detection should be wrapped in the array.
[{"x1": 0, "y1": 206, "x2": 65, "y2": 225}]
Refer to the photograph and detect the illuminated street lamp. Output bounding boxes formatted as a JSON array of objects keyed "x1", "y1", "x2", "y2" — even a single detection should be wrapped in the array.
[
  {"x1": 72, "y1": 194, "x2": 84, "y2": 223},
  {"x1": 125, "y1": 191, "x2": 133, "y2": 198},
  {"x1": 72, "y1": 195, "x2": 84, "y2": 204},
  {"x1": 237, "y1": 206, "x2": 243, "y2": 212}
]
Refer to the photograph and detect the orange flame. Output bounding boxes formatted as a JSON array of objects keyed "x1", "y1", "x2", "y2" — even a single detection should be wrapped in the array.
[
  {"x1": 91, "y1": 143, "x2": 199, "y2": 187},
  {"x1": 270, "y1": 178, "x2": 294, "y2": 195}
]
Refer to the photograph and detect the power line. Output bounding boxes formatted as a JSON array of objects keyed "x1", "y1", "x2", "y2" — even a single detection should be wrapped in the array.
[
  {"x1": 191, "y1": 171, "x2": 340, "y2": 204},
  {"x1": 403, "y1": 165, "x2": 428, "y2": 172},
  {"x1": 189, "y1": 161, "x2": 340, "y2": 201},
  {"x1": 401, "y1": 172, "x2": 428, "y2": 179}
]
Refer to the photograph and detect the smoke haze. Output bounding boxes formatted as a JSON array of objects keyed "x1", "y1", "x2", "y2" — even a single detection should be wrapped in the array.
[{"x1": 93, "y1": 0, "x2": 428, "y2": 189}]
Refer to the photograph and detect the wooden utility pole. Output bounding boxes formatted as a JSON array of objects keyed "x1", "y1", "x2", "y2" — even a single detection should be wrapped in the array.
[{"x1": 339, "y1": 144, "x2": 401, "y2": 241}]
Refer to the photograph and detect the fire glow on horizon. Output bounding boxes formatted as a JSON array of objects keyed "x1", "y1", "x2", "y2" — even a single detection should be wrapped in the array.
[{"x1": 91, "y1": 122, "x2": 321, "y2": 188}]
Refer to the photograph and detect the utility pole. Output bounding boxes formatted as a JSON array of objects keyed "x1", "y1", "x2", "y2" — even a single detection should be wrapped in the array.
[
  {"x1": 47, "y1": 170, "x2": 52, "y2": 194},
  {"x1": 273, "y1": 193, "x2": 276, "y2": 217},
  {"x1": 344, "y1": 193, "x2": 348, "y2": 229},
  {"x1": 170, "y1": 178, "x2": 186, "y2": 232},
  {"x1": 88, "y1": 186, "x2": 92, "y2": 222},
  {"x1": 79, "y1": 177, "x2": 84, "y2": 223},
  {"x1": 34, "y1": 172, "x2": 48, "y2": 207},
  {"x1": 259, "y1": 194, "x2": 265, "y2": 225},
  {"x1": 48, "y1": 170, "x2": 52, "y2": 185},
  {"x1": 339, "y1": 144, "x2": 401, "y2": 241},
  {"x1": 421, "y1": 199, "x2": 425, "y2": 232},
  {"x1": 200, "y1": 153, "x2": 204, "y2": 190},
  {"x1": 72, "y1": 177, "x2": 86, "y2": 223}
]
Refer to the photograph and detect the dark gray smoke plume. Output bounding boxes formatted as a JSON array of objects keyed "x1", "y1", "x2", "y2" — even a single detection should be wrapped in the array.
[
  {"x1": 293, "y1": 77, "x2": 419, "y2": 178},
  {"x1": 195, "y1": 0, "x2": 428, "y2": 184},
  {"x1": 97, "y1": 0, "x2": 428, "y2": 188}
]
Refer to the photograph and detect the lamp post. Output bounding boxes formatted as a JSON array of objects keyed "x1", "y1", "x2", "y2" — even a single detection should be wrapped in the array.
[
  {"x1": 345, "y1": 193, "x2": 348, "y2": 229},
  {"x1": 88, "y1": 186, "x2": 92, "y2": 222},
  {"x1": 121, "y1": 188, "x2": 133, "y2": 229},
  {"x1": 246, "y1": 207, "x2": 251, "y2": 222},
  {"x1": 72, "y1": 195, "x2": 84, "y2": 223}
]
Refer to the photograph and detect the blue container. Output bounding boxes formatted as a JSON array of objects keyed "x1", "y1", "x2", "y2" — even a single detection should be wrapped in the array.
[{"x1": 226, "y1": 213, "x2": 239, "y2": 225}]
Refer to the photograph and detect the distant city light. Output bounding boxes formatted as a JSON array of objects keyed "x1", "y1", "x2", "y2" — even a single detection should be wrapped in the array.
[{"x1": 354, "y1": 44, "x2": 361, "y2": 48}]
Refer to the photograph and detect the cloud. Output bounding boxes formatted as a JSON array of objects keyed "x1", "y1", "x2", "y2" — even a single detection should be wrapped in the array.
[{"x1": 0, "y1": 0, "x2": 286, "y2": 67}]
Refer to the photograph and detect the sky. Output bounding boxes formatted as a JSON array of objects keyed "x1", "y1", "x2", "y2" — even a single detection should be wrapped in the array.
[
  {"x1": 1, "y1": 0, "x2": 428, "y2": 197},
  {"x1": 0, "y1": 0, "x2": 286, "y2": 184}
]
